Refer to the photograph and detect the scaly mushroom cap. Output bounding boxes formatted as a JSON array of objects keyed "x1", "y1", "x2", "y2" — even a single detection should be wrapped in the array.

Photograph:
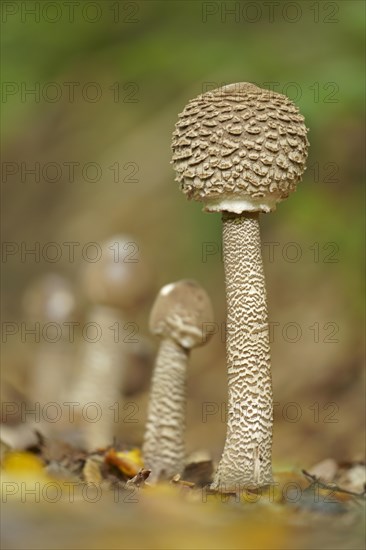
[
  {"x1": 149, "y1": 280, "x2": 214, "y2": 349},
  {"x1": 171, "y1": 82, "x2": 309, "y2": 213},
  {"x1": 83, "y1": 235, "x2": 150, "y2": 310}
]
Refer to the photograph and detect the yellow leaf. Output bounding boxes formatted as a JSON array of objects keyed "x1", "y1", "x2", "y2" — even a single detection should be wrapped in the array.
[
  {"x1": 105, "y1": 447, "x2": 143, "y2": 477},
  {"x1": 1, "y1": 451, "x2": 45, "y2": 478}
]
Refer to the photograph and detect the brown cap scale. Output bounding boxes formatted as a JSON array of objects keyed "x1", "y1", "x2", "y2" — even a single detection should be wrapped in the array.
[
  {"x1": 74, "y1": 235, "x2": 150, "y2": 451},
  {"x1": 142, "y1": 280, "x2": 214, "y2": 482},
  {"x1": 171, "y1": 83, "x2": 309, "y2": 489}
]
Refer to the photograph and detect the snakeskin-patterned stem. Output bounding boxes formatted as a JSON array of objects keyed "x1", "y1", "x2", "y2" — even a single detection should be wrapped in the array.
[
  {"x1": 143, "y1": 337, "x2": 187, "y2": 482},
  {"x1": 211, "y1": 212, "x2": 273, "y2": 490}
]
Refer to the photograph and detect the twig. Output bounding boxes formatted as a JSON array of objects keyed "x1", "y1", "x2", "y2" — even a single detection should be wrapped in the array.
[{"x1": 302, "y1": 469, "x2": 365, "y2": 498}]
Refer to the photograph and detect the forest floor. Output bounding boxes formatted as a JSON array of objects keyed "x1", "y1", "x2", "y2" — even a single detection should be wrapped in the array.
[{"x1": 1, "y1": 435, "x2": 365, "y2": 550}]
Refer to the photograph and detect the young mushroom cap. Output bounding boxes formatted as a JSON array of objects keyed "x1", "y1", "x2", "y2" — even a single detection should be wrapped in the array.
[
  {"x1": 83, "y1": 235, "x2": 150, "y2": 310},
  {"x1": 149, "y1": 279, "x2": 214, "y2": 349},
  {"x1": 171, "y1": 82, "x2": 309, "y2": 213}
]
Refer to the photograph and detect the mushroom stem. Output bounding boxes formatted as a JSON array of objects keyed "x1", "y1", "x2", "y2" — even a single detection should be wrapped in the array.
[
  {"x1": 75, "y1": 305, "x2": 126, "y2": 451},
  {"x1": 212, "y1": 212, "x2": 273, "y2": 489},
  {"x1": 143, "y1": 337, "x2": 187, "y2": 481}
]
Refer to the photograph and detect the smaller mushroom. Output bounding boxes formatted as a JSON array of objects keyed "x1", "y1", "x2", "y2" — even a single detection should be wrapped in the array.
[
  {"x1": 73, "y1": 235, "x2": 150, "y2": 451},
  {"x1": 143, "y1": 280, "x2": 214, "y2": 482}
]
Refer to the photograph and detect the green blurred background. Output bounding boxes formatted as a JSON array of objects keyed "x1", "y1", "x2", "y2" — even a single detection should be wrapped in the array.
[{"x1": 1, "y1": 0, "x2": 365, "y2": 470}]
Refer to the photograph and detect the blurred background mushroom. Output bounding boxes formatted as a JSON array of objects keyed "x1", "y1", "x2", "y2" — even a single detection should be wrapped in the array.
[
  {"x1": 22, "y1": 273, "x2": 79, "y2": 409},
  {"x1": 1, "y1": 273, "x2": 79, "y2": 447},
  {"x1": 71, "y1": 235, "x2": 152, "y2": 450}
]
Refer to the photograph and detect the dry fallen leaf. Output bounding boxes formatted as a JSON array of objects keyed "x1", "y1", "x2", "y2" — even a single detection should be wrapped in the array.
[
  {"x1": 182, "y1": 460, "x2": 213, "y2": 486},
  {"x1": 83, "y1": 457, "x2": 103, "y2": 485},
  {"x1": 336, "y1": 463, "x2": 366, "y2": 494},
  {"x1": 308, "y1": 458, "x2": 338, "y2": 483}
]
